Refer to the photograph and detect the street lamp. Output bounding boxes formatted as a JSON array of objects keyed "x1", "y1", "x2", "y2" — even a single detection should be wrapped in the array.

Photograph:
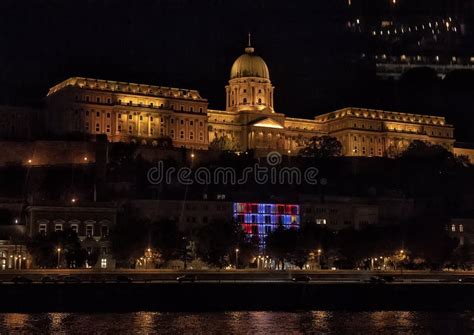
[
  {"x1": 317, "y1": 249, "x2": 322, "y2": 269},
  {"x1": 71, "y1": 197, "x2": 77, "y2": 204},
  {"x1": 57, "y1": 248, "x2": 61, "y2": 268},
  {"x1": 235, "y1": 248, "x2": 239, "y2": 269}
]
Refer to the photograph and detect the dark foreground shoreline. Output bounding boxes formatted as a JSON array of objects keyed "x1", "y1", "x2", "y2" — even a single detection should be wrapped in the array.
[{"x1": 1, "y1": 282, "x2": 473, "y2": 312}]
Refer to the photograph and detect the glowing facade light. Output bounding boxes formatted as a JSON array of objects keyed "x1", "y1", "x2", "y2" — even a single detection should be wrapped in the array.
[{"x1": 233, "y1": 202, "x2": 300, "y2": 250}]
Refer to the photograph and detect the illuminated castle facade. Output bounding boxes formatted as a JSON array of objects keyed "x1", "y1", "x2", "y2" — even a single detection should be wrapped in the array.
[{"x1": 45, "y1": 40, "x2": 470, "y2": 159}]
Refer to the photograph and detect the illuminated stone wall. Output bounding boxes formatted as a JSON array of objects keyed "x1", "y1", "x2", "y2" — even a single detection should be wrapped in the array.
[{"x1": 0, "y1": 141, "x2": 95, "y2": 166}]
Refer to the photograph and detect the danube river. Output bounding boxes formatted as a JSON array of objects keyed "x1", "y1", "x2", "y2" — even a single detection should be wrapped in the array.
[{"x1": 0, "y1": 311, "x2": 472, "y2": 334}]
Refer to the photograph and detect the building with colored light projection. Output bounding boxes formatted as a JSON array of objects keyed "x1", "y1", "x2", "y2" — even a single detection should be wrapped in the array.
[{"x1": 233, "y1": 203, "x2": 300, "y2": 249}]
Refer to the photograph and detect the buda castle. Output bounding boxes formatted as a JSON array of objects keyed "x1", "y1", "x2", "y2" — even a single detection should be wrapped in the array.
[{"x1": 43, "y1": 41, "x2": 472, "y2": 161}]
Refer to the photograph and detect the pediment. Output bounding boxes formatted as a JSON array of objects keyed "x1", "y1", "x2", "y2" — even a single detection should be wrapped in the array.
[{"x1": 249, "y1": 117, "x2": 284, "y2": 129}]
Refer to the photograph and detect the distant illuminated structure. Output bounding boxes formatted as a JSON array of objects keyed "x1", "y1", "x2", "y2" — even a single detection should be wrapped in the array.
[
  {"x1": 345, "y1": 0, "x2": 474, "y2": 79},
  {"x1": 44, "y1": 37, "x2": 471, "y2": 160},
  {"x1": 233, "y1": 203, "x2": 300, "y2": 249}
]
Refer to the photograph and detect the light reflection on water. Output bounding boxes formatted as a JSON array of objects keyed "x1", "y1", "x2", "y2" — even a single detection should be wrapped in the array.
[{"x1": 0, "y1": 311, "x2": 471, "y2": 334}]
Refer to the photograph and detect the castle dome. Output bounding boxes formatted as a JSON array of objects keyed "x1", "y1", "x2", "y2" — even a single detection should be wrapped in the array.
[{"x1": 230, "y1": 44, "x2": 270, "y2": 80}]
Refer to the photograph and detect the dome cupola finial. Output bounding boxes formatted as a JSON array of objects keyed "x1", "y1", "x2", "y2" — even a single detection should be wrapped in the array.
[{"x1": 245, "y1": 32, "x2": 254, "y2": 54}]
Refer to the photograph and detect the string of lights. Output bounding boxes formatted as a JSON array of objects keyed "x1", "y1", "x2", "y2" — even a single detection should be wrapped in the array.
[{"x1": 347, "y1": 17, "x2": 459, "y2": 39}]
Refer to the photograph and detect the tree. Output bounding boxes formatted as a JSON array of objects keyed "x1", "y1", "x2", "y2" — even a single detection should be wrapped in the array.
[
  {"x1": 209, "y1": 136, "x2": 240, "y2": 152},
  {"x1": 156, "y1": 136, "x2": 173, "y2": 149},
  {"x1": 401, "y1": 140, "x2": 452, "y2": 160},
  {"x1": 111, "y1": 207, "x2": 150, "y2": 268},
  {"x1": 27, "y1": 229, "x2": 85, "y2": 268},
  {"x1": 265, "y1": 225, "x2": 298, "y2": 270},
  {"x1": 195, "y1": 219, "x2": 243, "y2": 268},
  {"x1": 298, "y1": 136, "x2": 342, "y2": 159},
  {"x1": 152, "y1": 219, "x2": 183, "y2": 264}
]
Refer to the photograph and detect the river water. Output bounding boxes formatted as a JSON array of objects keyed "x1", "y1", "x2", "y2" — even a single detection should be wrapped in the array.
[{"x1": 0, "y1": 311, "x2": 471, "y2": 334}]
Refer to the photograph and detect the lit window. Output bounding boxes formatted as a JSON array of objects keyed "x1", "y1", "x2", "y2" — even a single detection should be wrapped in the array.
[
  {"x1": 39, "y1": 224, "x2": 47, "y2": 234},
  {"x1": 101, "y1": 258, "x2": 107, "y2": 269},
  {"x1": 459, "y1": 224, "x2": 464, "y2": 233},
  {"x1": 316, "y1": 219, "x2": 327, "y2": 225},
  {"x1": 451, "y1": 224, "x2": 456, "y2": 232},
  {"x1": 86, "y1": 225, "x2": 93, "y2": 238}
]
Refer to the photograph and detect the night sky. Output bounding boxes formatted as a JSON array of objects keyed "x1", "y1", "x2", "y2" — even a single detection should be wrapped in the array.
[{"x1": 1, "y1": 0, "x2": 474, "y2": 141}]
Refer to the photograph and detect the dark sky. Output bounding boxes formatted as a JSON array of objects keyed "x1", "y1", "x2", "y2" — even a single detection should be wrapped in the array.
[{"x1": 1, "y1": 0, "x2": 474, "y2": 141}]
